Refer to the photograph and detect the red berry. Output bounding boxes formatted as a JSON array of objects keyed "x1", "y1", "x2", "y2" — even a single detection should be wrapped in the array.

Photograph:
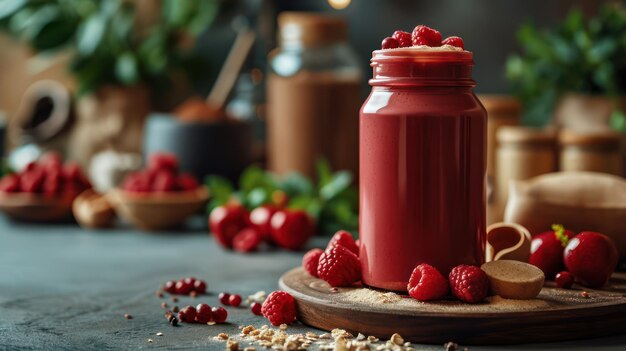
[
  {"x1": 121, "y1": 172, "x2": 151, "y2": 193},
  {"x1": 219, "y1": 292, "x2": 231, "y2": 305},
  {"x1": 563, "y1": 232, "x2": 618, "y2": 288},
  {"x1": 442, "y1": 36, "x2": 464, "y2": 49},
  {"x1": 269, "y1": 210, "x2": 315, "y2": 250},
  {"x1": 40, "y1": 152, "x2": 63, "y2": 173},
  {"x1": 261, "y1": 290, "x2": 297, "y2": 326},
  {"x1": 195, "y1": 303, "x2": 213, "y2": 323},
  {"x1": 164, "y1": 280, "x2": 177, "y2": 293},
  {"x1": 248, "y1": 206, "x2": 277, "y2": 240},
  {"x1": 193, "y1": 280, "x2": 207, "y2": 294},
  {"x1": 392, "y1": 30, "x2": 411, "y2": 47},
  {"x1": 184, "y1": 277, "x2": 197, "y2": 285},
  {"x1": 555, "y1": 271, "x2": 575, "y2": 289},
  {"x1": 211, "y1": 306, "x2": 228, "y2": 323},
  {"x1": 407, "y1": 264, "x2": 449, "y2": 302},
  {"x1": 317, "y1": 245, "x2": 361, "y2": 287},
  {"x1": 152, "y1": 170, "x2": 176, "y2": 192},
  {"x1": 250, "y1": 302, "x2": 263, "y2": 316},
  {"x1": 209, "y1": 205, "x2": 249, "y2": 248},
  {"x1": 178, "y1": 305, "x2": 197, "y2": 323},
  {"x1": 20, "y1": 166, "x2": 45, "y2": 193},
  {"x1": 148, "y1": 153, "x2": 179, "y2": 173},
  {"x1": 381, "y1": 37, "x2": 399, "y2": 49},
  {"x1": 327, "y1": 230, "x2": 359, "y2": 256},
  {"x1": 43, "y1": 171, "x2": 62, "y2": 196},
  {"x1": 233, "y1": 228, "x2": 263, "y2": 253},
  {"x1": 529, "y1": 225, "x2": 575, "y2": 279},
  {"x1": 177, "y1": 173, "x2": 199, "y2": 191},
  {"x1": 411, "y1": 25, "x2": 442, "y2": 47},
  {"x1": 448, "y1": 265, "x2": 489, "y2": 303},
  {"x1": 62, "y1": 162, "x2": 91, "y2": 189},
  {"x1": 175, "y1": 280, "x2": 193, "y2": 295},
  {"x1": 302, "y1": 248, "x2": 324, "y2": 277},
  {"x1": 0, "y1": 174, "x2": 20, "y2": 193},
  {"x1": 229, "y1": 294, "x2": 242, "y2": 307}
]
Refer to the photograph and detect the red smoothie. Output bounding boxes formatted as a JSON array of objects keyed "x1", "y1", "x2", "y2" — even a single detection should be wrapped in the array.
[{"x1": 359, "y1": 47, "x2": 486, "y2": 291}]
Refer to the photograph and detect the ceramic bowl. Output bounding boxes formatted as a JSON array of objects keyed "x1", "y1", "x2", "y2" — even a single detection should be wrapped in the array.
[
  {"x1": 107, "y1": 187, "x2": 209, "y2": 231},
  {"x1": 0, "y1": 192, "x2": 75, "y2": 221},
  {"x1": 504, "y1": 171, "x2": 626, "y2": 259}
]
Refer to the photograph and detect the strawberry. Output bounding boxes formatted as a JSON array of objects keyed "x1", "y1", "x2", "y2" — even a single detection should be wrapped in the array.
[
  {"x1": 232, "y1": 228, "x2": 263, "y2": 253},
  {"x1": 327, "y1": 230, "x2": 359, "y2": 256},
  {"x1": 269, "y1": 210, "x2": 315, "y2": 250},
  {"x1": 529, "y1": 224, "x2": 575, "y2": 279},
  {"x1": 209, "y1": 204, "x2": 248, "y2": 248},
  {"x1": 249, "y1": 205, "x2": 277, "y2": 241},
  {"x1": 564, "y1": 232, "x2": 618, "y2": 288},
  {"x1": 317, "y1": 244, "x2": 361, "y2": 287}
]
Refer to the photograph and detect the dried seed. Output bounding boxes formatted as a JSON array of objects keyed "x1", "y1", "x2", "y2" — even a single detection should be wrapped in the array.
[
  {"x1": 279, "y1": 324, "x2": 288, "y2": 330},
  {"x1": 244, "y1": 348, "x2": 256, "y2": 351},
  {"x1": 367, "y1": 336, "x2": 379, "y2": 343},
  {"x1": 190, "y1": 291, "x2": 198, "y2": 298},
  {"x1": 171, "y1": 296, "x2": 179, "y2": 302},
  {"x1": 208, "y1": 321, "x2": 216, "y2": 325},
  {"x1": 390, "y1": 333, "x2": 404, "y2": 346},
  {"x1": 161, "y1": 302, "x2": 168, "y2": 308},
  {"x1": 581, "y1": 291, "x2": 590, "y2": 298},
  {"x1": 147, "y1": 339, "x2": 153, "y2": 343},
  {"x1": 156, "y1": 291, "x2": 164, "y2": 298},
  {"x1": 444, "y1": 341, "x2": 458, "y2": 351},
  {"x1": 216, "y1": 333, "x2": 229, "y2": 340},
  {"x1": 172, "y1": 306, "x2": 179, "y2": 313},
  {"x1": 124, "y1": 313, "x2": 133, "y2": 320},
  {"x1": 169, "y1": 316, "x2": 178, "y2": 326},
  {"x1": 156, "y1": 332, "x2": 163, "y2": 336}
]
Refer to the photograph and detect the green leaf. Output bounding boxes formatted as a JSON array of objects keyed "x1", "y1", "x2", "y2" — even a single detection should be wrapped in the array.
[
  {"x1": 115, "y1": 52, "x2": 139, "y2": 85},
  {"x1": 610, "y1": 110, "x2": 626, "y2": 133},
  {"x1": 239, "y1": 165, "x2": 270, "y2": 193},
  {"x1": 280, "y1": 172, "x2": 314, "y2": 197},
  {"x1": 320, "y1": 171, "x2": 352, "y2": 201},
  {"x1": 316, "y1": 158, "x2": 333, "y2": 187},
  {"x1": 246, "y1": 188, "x2": 268, "y2": 208},
  {"x1": 205, "y1": 175, "x2": 234, "y2": 206},
  {"x1": 287, "y1": 194, "x2": 315, "y2": 211},
  {"x1": 77, "y1": 14, "x2": 107, "y2": 56},
  {"x1": 0, "y1": 0, "x2": 26, "y2": 21}
]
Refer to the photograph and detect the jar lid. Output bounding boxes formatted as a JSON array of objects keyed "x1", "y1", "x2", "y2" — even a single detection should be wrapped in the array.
[
  {"x1": 277, "y1": 12, "x2": 347, "y2": 47},
  {"x1": 559, "y1": 130, "x2": 622, "y2": 147},
  {"x1": 478, "y1": 95, "x2": 522, "y2": 114},
  {"x1": 497, "y1": 126, "x2": 556, "y2": 145}
]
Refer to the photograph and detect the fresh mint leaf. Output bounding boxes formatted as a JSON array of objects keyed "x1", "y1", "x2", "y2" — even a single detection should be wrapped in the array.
[{"x1": 320, "y1": 171, "x2": 352, "y2": 201}]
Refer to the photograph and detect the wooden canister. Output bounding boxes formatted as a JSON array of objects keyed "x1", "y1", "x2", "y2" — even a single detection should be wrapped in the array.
[
  {"x1": 494, "y1": 127, "x2": 557, "y2": 222},
  {"x1": 559, "y1": 130, "x2": 623, "y2": 176}
]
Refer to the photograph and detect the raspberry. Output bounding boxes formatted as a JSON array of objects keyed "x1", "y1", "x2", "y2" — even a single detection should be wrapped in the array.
[
  {"x1": 40, "y1": 152, "x2": 62, "y2": 173},
  {"x1": 302, "y1": 248, "x2": 323, "y2": 277},
  {"x1": 407, "y1": 264, "x2": 449, "y2": 301},
  {"x1": 381, "y1": 37, "x2": 399, "y2": 49},
  {"x1": 411, "y1": 25, "x2": 442, "y2": 47},
  {"x1": 177, "y1": 173, "x2": 199, "y2": 191},
  {"x1": 392, "y1": 30, "x2": 411, "y2": 47},
  {"x1": 20, "y1": 166, "x2": 45, "y2": 193},
  {"x1": 449, "y1": 265, "x2": 489, "y2": 303},
  {"x1": 555, "y1": 271, "x2": 575, "y2": 289},
  {"x1": 209, "y1": 205, "x2": 248, "y2": 248},
  {"x1": 269, "y1": 210, "x2": 315, "y2": 250},
  {"x1": 152, "y1": 170, "x2": 176, "y2": 192},
  {"x1": 261, "y1": 290, "x2": 297, "y2": 326},
  {"x1": 121, "y1": 172, "x2": 151, "y2": 193},
  {"x1": 0, "y1": 174, "x2": 20, "y2": 192},
  {"x1": 442, "y1": 36, "x2": 464, "y2": 49},
  {"x1": 148, "y1": 153, "x2": 178, "y2": 173},
  {"x1": 233, "y1": 228, "x2": 263, "y2": 253},
  {"x1": 62, "y1": 162, "x2": 91, "y2": 189},
  {"x1": 327, "y1": 230, "x2": 359, "y2": 256},
  {"x1": 317, "y1": 245, "x2": 361, "y2": 287},
  {"x1": 42, "y1": 171, "x2": 62, "y2": 196}
]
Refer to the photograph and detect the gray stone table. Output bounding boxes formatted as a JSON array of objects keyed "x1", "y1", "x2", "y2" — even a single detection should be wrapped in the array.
[{"x1": 1, "y1": 216, "x2": 625, "y2": 350}]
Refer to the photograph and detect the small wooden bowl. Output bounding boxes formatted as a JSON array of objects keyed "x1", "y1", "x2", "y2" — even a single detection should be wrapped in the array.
[
  {"x1": 107, "y1": 187, "x2": 209, "y2": 231},
  {"x1": 0, "y1": 192, "x2": 75, "y2": 221}
]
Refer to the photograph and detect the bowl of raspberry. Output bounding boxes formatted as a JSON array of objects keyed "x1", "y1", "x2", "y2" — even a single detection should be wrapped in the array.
[
  {"x1": 108, "y1": 153, "x2": 208, "y2": 231},
  {"x1": 0, "y1": 152, "x2": 92, "y2": 221}
]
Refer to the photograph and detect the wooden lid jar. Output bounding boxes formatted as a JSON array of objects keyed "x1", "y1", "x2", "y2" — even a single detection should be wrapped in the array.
[
  {"x1": 479, "y1": 95, "x2": 522, "y2": 178},
  {"x1": 559, "y1": 130, "x2": 623, "y2": 176}
]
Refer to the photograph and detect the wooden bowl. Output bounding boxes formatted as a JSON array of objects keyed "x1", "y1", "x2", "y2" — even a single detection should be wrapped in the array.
[
  {"x1": 504, "y1": 171, "x2": 626, "y2": 259},
  {"x1": 0, "y1": 192, "x2": 75, "y2": 221},
  {"x1": 107, "y1": 187, "x2": 209, "y2": 231}
]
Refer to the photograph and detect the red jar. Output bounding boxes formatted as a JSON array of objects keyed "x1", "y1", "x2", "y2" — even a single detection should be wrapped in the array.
[{"x1": 359, "y1": 48, "x2": 487, "y2": 291}]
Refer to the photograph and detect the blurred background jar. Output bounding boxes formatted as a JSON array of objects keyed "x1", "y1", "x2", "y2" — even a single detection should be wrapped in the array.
[
  {"x1": 267, "y1": 12, "x2": 362, "y2": 179},
  {"x1": 494, "y1": 126, "x2": 557, "y2": 222},
  {"x1": 559, "y1": 130, "x2": 623, "y2": 176}
]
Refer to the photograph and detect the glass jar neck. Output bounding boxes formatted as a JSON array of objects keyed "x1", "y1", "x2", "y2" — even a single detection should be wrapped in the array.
[{"x1": 369, "y1": 48, "x2": 475, "y2": 87}]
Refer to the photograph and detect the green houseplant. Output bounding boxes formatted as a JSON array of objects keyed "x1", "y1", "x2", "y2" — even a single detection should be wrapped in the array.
[{"x1": 506, "y1": 4, "x2": 626, "y2": 130}]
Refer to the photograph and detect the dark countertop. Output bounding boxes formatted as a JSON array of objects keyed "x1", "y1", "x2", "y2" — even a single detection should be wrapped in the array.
[{"x1": 1, "y1": 216, "x2": 625, "y2": 350}]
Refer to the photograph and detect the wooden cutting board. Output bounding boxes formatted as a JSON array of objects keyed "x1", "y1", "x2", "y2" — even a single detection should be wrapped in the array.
[{"x1": 279, "y1": 268, "x2": 626, "y2": 345}]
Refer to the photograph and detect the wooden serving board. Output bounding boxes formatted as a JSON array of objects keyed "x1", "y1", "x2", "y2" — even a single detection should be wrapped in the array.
[{"x1": 279, "y1": 268, "x2": 626, "y2": 345}]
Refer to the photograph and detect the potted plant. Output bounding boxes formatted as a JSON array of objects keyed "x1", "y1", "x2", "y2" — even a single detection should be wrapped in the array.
[
  {"x1": 0, "y1": 0, "x2": 219, "y2": 164},
  {"x1": 506, "y1": 4, "x2": 626, "y2": 132}
]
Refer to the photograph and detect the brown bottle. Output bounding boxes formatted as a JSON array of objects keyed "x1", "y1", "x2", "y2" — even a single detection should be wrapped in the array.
[{"x1": 267, "y1": 12, "x2": 362, "y2": 178}]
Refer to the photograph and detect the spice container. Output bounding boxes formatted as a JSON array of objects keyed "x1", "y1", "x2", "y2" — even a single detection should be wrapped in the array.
[
  {"x1": 559, "y1": 130, "x2": 623, "y2": 176},
  {"x1": 495, "y1": 127, "x2": 557, "y2": 222},
  {"x1": 267, "y1": 12, "x2": 362, "y2": 178}
]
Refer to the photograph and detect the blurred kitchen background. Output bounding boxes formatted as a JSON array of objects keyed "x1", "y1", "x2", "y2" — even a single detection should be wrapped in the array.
[{"x1": 0, "y1": 0, "x2": 625, "y2": 235}]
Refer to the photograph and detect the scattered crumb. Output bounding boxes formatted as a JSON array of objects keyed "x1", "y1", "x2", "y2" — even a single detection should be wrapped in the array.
[
  {"x1": 171, "y1": 297, "x2": 179, "y2": 302},
  {"x1": 161, "y1": 302, "x2": 168, "y2": 308},
  {"x1": 208, "y1": 321, "x2": 216, "y2": 326},
  {"x1": 226, "y1": 339, "x2": 239, "y2": 351},
  {"x1": 279, "y1": 323, "x2": 288, "y2": 330},
  {"x1": 147, "y1": 339, "x2": 153, "y2": 343},
  {"x1": 215, "y1": 333, "x2": 229, "y2": 340},
  {"x1": 390, "y1": 333, "x2": 404, "y2": 346},
  {"x1": 156, "y1": 332, "x2": 163, "y2": 336},
  {"x1": 124, "y1": 313, "x2": 133, "y2": 320}
]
